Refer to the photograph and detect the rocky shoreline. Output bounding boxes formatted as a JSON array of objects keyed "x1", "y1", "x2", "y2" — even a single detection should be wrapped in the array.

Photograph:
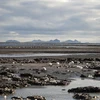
[{"x1": 0, "y1": 55, "x2": 100, "y2": 99}]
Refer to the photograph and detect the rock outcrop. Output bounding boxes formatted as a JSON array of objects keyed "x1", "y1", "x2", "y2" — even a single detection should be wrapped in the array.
[{"x1": 68, "y1": 86, "x2": 100, "y2": 93}]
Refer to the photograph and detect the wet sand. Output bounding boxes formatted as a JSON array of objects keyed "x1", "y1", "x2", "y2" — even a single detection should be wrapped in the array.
[{"x1": 0, "y1": 45, "x2": 100, "y2": 54}]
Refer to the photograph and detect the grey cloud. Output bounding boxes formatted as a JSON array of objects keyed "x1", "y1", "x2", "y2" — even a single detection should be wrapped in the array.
[{"x1": 0, "y1": 0, "x2": 100, "y2": 42}]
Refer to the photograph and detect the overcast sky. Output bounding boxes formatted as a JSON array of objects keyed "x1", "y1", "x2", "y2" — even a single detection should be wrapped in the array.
[{"x1": 0, "y1": 0, "x2": 100, "y2": 43}]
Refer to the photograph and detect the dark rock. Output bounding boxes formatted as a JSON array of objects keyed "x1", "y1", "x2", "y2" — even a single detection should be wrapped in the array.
[
  {"x1": 0, "y1": 88, "x2": 15, "y2": 95},
  {"x1": 73, "y1": 93, "x2": 92, "y2": 100},
  {"x1": 94, "y1": 71, "x2": 100, "y2": 77},
  {"x1": 11, "y1": 96, "x2": 23, "y2": 100},
  {"x1": 20, "y1": 73, "x2": 32, "y2": 78},
  {"x1": 68, "y1": 86, "x2": 100, "y2": 93},
  {"x1": 27, "y1": 95, "x2": 46, "y2": 100},
  {"x1": 80, "y1": 74, "x2": 87, "y2": 78}
]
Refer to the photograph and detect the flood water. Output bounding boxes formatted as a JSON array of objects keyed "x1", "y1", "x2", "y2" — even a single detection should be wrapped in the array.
[
  {"x1": 0, "y1": 78, "x2": 100, "y2": 100},
  {"x1": 0, "y1": 53, "x2": 99, "y2": 57}
]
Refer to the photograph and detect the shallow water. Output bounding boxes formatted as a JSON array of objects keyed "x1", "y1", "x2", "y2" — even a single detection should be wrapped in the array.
[
  {"x1": 0, "y1": 78, "x2": 100, "y2": 100},
  {"x1": 0, "y1": 53, "x2": 99, "y2": 57}
]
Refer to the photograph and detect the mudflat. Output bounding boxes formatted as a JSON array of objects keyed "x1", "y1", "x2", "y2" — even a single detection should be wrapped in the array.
[{"x1": 0, "y1": 45, "x2": 100, "y2": 53}]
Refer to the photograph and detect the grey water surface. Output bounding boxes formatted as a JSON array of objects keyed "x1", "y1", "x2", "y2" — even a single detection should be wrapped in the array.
[
  {"x1": 0, "y1": 53, "x2": 99, "y2": 57},
  {"x1": 0, "y1": 78, "x2": 100, "y2": 100}
]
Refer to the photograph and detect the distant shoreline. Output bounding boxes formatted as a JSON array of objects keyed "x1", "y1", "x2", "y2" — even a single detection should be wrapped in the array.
[{"x1": 0, "y1": 47, "x2": 100, "y2": 54}]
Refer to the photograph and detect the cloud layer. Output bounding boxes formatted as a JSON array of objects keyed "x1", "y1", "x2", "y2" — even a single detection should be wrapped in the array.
[{"x1": 0, "y1": 0, "x2": 100, "y2": 42}]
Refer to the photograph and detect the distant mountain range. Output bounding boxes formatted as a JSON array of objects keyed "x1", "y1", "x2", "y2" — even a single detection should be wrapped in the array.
[
  {"x1": 32, "y1": 39, "x2": 44, "y2": 43},
  {"x1": 6, "y1": 40, "x2": 20, "y2": 43},
  {"x1": 48, "y1": 39, "x2": 60, "y2": 43},
  {"x1": 64, "y1": 39, "x2": 81, "y2": 43},
  {"x1": 6, "y1": 39, "x2": 81, "y2": 43}
]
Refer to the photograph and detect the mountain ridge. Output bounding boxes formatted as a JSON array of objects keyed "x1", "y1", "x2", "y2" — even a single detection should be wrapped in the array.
[
  {"x1": 5, "y1": 39, "x2": 81, "y2": 43},
  {"x1": 6, "y1": 40, "x2": 20, "y2": 43}
]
